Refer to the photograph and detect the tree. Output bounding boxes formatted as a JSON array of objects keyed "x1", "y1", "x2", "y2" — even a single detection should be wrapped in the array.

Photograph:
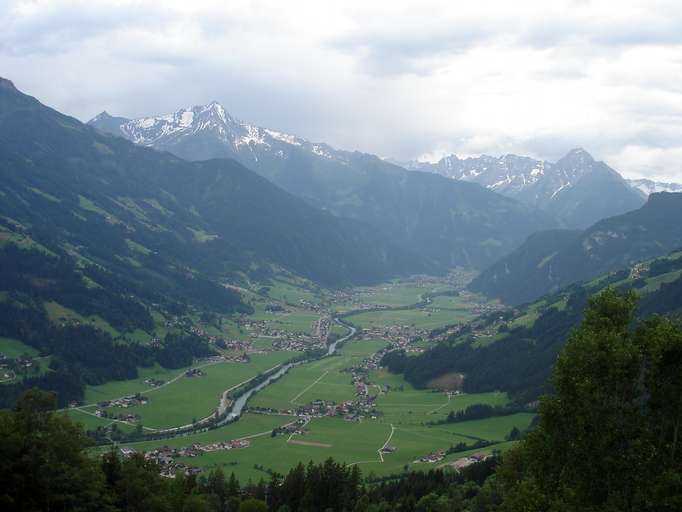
[
  {"x1": 238, "y1": 498, "x2": 268, "y2": 512},
  {"x1": 0, "y1": 389, "x2": 111, "y2": 511},
  {"x1": 498, "y1": 288, "x2": 682, "y2": 511}
]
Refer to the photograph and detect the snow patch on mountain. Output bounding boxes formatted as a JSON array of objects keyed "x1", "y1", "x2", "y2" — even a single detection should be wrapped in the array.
[{"x1": 627, "y1": 178, "x2": 682, "y2": 197}]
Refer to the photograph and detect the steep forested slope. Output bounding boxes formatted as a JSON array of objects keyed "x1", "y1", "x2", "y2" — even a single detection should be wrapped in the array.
[
  {"x1": 470, "y1": 192, "x2": 682, "y2": 304},
  {"x1": 384, "y1": 247, "x2": 682, "y2": 402}
]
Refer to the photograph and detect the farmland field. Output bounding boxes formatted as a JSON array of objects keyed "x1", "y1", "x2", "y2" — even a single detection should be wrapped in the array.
[
  {"x1": 0, "y1": 337, "x2": 40, "y2": 359},
  {"x1": 83, "y1": 274, "x2": 527, "y2": 482},
  {"x1": 251, "y1": 339, "x2": 388, "y2": 411},
  {"x1": 83, "y1": 351, "x2": 297, "y2": 429},
  {"x1": 344, "y1": 307, "x2": 474, "y2": 330}
]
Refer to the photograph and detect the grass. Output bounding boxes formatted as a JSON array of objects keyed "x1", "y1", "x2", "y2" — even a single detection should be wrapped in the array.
[
  {"x1": 357, "y1": 285, "x2": 425, "y2": 306},
  {"x1": 75, "y1": 275, "x2": 523, "y2": 481},
  {"x1": 433, "y1": 413, "x2": 535, "y2": 441},
  {"x1": 251, "y1": 339, "x2": 388, "y2": 411},
  {"x1": 264, "y1": 279, "x2": 324, "y2": 305},
  {"x1": 45, "y1": 301, "x2": 120, "y2": 337},
  {"x1": 248, "y1": 308, "x2": 321, "y2": 335},
  {"x1": 642, "y1": 269, "x2": 682, "y2": 293},
  {"x1": 119, "y1": 410, "x2": 533, "y2": 481},
  {"x1": 67, "y1": 408, "x2": 137, "y2": 433},
  {"x1": 0, "y1": 337, "x2": 39, "y2": 359},
  {"x1": 84, "y1": 352, "x2": 296, "y2": 430},
  {"x1": 346, "y1": 308, "x2": 474, "y2": 330}
]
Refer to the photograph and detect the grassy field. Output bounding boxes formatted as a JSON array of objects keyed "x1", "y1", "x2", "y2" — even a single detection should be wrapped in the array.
[
  {"x1": 251, "y1": 339, "x2": 388, "y2": 411},
  {"x1": 83, "y1": 352, "x2": 296, "y2": 429},
  {"x1": 67, "y1": 408, "x2": 138, "y2": 433},
  {"x1": 77, "y1": 274, "x2": 528, "y2": 481},
  {"x1": 0, "y1": 337, "x2": 40, "y2": 358},
  {"x1": 264, "y1": 279, "x2": 326, "y2": 305},
  {"x1": 375, "y1": 390, "x2": 508, "y2": 425},
  {"x1": 247, "y1": 306, "x2": 321, "y2": 335},
  {"x1": 345, "y1": 308, "x2": 474, "y2": 330},
  {"x1": 45, "y1": 301, "x2": 120, "y2": 337},
  {"x1": 114, "y1": 409, "x2": 534, "y2": 481},
  {"x1": 356, "y1": 285, "x2": 426, "y2": 306}
]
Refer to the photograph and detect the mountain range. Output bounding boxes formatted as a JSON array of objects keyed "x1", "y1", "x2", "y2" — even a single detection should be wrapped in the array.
[
  {"x1": 0, "y1": 77, "x2": 427, "y2": 295},
  {"x1": 469, "y1": 191, "x2": 682, "y2": 305},
  {"x1": 398, "y1": 150, "x2": 649, "y2": 228},
  {"x1": 88, "y1": 105, "x2": 556, "y2": 270}
]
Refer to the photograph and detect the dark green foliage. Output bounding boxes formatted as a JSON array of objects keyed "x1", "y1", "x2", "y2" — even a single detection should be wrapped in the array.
[
  {"x1": 156, "y1": 333, "x2": 214, "y2": 369},
  {"x1": 0, "y1": 390, "x2": 111, "y2": 511},
  {"x1": 439, "y1": 404, "x2": 529, "y2": 424},
  {"x1": 497, "y1": 289, "x2": 682, "y2": 511}
]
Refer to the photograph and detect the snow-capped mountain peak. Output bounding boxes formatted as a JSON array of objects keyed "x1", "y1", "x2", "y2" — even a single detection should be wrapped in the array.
[
  {"x1": 396, "y1": 148, "x2": 648, "y2": 223},
  {"x1": 88, "y1": 102, "x2": 341, "y2": 166}
]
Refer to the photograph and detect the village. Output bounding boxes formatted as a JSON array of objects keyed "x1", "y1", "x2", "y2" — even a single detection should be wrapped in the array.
[{"x1": 119, "y1": 437, "x2": 251, "y2": 478}]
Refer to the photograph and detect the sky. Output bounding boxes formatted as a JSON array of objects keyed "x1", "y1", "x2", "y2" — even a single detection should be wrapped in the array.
[{"x1": 2, "y1": 0, "x2": 682, "y2": 181}]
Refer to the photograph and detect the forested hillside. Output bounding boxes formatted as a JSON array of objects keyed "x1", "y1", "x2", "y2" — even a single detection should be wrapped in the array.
[
  {"x1": 384, "y1": 247, "x2": 682, "y2": 402},
  {"x1": 0, "y1": 77, "x2": 426, "y2": 407},
  {"x1": 470, "y1": 192, "x2": 682, "y2": 304}
]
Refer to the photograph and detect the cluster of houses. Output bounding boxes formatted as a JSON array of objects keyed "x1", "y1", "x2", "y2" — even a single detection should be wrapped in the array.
[
  {"x1": 414, "y1": 450, "x2": 447, "y2": 464},
  {"x1": 185, "y1": 368, "x2": 205, "y2": 378},
  {"x1": 118, "y1": 447, "x2": 202, "y2": 478},
  {"x1": 143, "y1": 378, "x2": 165, "y2": 387},
  {"x1": 629, "y1": 262, "x2": 649, "y2": 280},
  {"x1": 271, "y1": 418, "x2": 308, "y2": 437},
  {"x1": 296, "y1": 299, "x2": 324, "y2": 312},
  {"x1": 98, "y1": 393, "x2": 149, "y2": 409},
  {"x1": 218, "y1": 340, "x2": 252, "y2": 352},
  {"x1": 136, "y1": 438, "x2": 250, "y2": 476},
  {"x1": 238, "y1": 315, "x2": 325, "y2": 352},
  {"x1": 95, "y1": 409, "x2": 139, "y2": 423},
  {"x1": 446, "y1": 452, "x2": 492, "y2": 471}
]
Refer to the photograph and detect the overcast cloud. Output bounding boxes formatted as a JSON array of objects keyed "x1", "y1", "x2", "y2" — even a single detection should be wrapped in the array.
[{"x1": 2, "y1": 0, "x2": 682, "y2": 180}]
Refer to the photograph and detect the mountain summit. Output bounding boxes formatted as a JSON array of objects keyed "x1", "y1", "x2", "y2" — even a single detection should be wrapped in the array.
[
  {"x1": 89, "y1": 102, "x2": 334, "y2": 164},
  {"x1": 401, "y1": 148, "x2": 645, "y2": 228}
]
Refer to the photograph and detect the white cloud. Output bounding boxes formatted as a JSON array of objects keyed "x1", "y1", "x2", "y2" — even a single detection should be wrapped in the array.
[{"x1": 1, "y1": 0, "x2": 682, "y2": 180}]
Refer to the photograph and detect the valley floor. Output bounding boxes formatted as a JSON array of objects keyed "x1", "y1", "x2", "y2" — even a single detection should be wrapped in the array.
[{"x1": 6, "y1": 271, "x2": 525, "y2": 481}]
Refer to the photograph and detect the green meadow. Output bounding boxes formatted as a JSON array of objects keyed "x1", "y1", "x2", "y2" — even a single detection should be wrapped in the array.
[
  {"x1": 345, "y1": 307, "x2": 474, "y2": 330},
  {"x1": 83, "y1": 351, "x2": 296, "y2": 430},
  {"x1": 251, "y1": 339, "x2": 388, "y2": 411},
  {"x1": 0, "y1": 337, "x2": 40, "y2": 359}
]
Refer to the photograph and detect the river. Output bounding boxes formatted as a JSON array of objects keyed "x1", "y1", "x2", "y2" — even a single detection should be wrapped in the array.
[{"x1": 219, "y1": 318, "x2": 357, "y2": 424}]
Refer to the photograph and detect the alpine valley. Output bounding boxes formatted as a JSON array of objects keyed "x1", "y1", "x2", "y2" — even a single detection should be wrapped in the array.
[{"x1": 3, "y1": 77, "x2": 682, "y2": 511}]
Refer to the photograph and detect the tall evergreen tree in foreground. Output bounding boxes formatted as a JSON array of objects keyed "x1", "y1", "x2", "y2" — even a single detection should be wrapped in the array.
[{"x1": 498, "y1": 288, "x2": 682, "y2": 511}]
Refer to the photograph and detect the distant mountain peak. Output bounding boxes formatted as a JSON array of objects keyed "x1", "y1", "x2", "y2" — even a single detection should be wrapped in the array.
[
  {"x1": 0, "y1": 77, "x2": 17, "y2": 91},
  {"x1": 556, "y1": 147, "x2": 595, "y2": 168},
  {"x1": 90, "y1": 111, "x2": 113, "y2": 121},
  {"x1": 88, "y1": 101, "x2": 330, "y2": 161},
  {"x1": 399, "y1": 146, "x2": 644, "y2": 227}
]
